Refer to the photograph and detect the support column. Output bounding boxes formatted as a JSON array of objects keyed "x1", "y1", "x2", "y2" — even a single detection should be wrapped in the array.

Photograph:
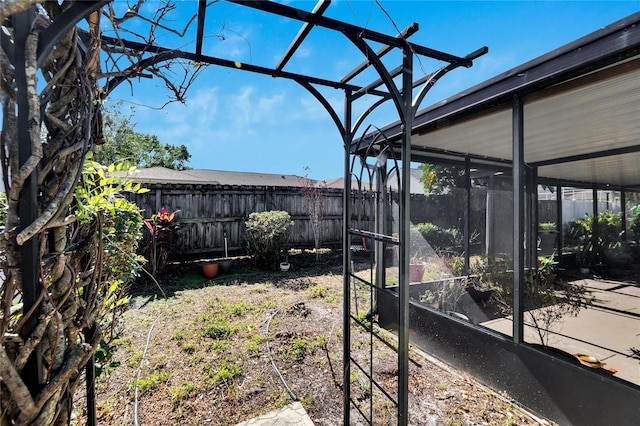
[
  {"x1": 464, "y1": 157, "x2": 471, "y2": 272},
  {"x1": 15, "y1": 8, "x2": 43, "y2": 393},
  {"x1": 375, "y1": 165, "x2": 387, "y2": 292},
  {"x1": 342, "y1": 90, "x2": 353, "y2": 426},
  {"x1": 529, "y1": 167, "x2": 538, "y2": 269},
  {"x1": 621, "y1": 190, "x2": 627, "y2": 241},
  {"x1": 512, "y1": 95, "x2": 525, "y2": 343},
  {"x1": 556, "y1": 185, "x2": 563, "y2": 258},
  {"x1": 593, "y1": 187, "x2": 599, "y2": 246},
  {"x1": 397, "y1": 45, "x2": 413, "y2": 426}
]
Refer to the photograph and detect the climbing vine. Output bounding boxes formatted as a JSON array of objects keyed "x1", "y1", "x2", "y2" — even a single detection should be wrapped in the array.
[{"x1": 0, "y1": 1, "x2": 205, "y2": 424}]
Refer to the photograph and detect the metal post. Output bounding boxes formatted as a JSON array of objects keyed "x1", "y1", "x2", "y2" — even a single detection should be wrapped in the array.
[
  {"x1": 375, "y1": 166, "x2": 387, "y2": 294},
  {"x1": 15, "y1": 7, "x2": 43, "y2": 393},
  {"x1": 556, "y1": 185, "x2": 563, "y2": 258},
  {"x1": 512, "y1": 95, "x2": 525, "y2": 343},
  {"x1": 593, "y1": 187, "x2": 599, "y2": 248},
  {"x1": 85, "y1": 325, "x2": 97, "y2": 426},
  {"x1": 342, "y1": 90, "x2": 353, "y2": 426},
  {"x1": 464, "y1": 157, "x2": 471, "y2": 272},
  {"x1": 486, "y1": 175, "x2": 494, "y2": 257},
  {"x1": 530, "y1": 167, "x2": 538, "y2": 268},
  {"x1": 621, "y1": 190, "x2": 627, "y2": 241},
  {"x1": 397, "y1": 45, "x2": 413, "y2": 426}
]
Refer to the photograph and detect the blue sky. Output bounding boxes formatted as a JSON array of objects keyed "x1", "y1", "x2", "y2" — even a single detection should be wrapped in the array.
[{"x1": 106, "y1": 1, "x2": 639, "y2": 181}]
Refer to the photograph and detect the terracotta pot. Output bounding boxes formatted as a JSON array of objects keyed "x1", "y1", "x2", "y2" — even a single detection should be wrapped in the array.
[
  {"x1": 202, "y1": 262, "x2": 219, "y2": 279},
  {"x1": 409, "y1": 264, "x2": 425, "y2": 283}
]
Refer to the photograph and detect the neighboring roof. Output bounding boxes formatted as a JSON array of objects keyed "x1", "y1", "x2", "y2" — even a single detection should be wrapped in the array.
[
  {"x1": 386, "y1": 168, "x2": 426, "y2": 195},
  {"x1": 323, "y1": 177, "x2": 377, "y2": 191},
  {"x1": 355, "y1": 12, "x2": 640, "y2": 190},
  {"x1": 117, "y1": 167, "x2": 315, "y2": 188}
]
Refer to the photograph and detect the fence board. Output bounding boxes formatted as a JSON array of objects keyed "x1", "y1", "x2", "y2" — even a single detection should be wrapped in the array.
[{"x1": 130, "y1": 184, "x2": 355, "y2": 257}]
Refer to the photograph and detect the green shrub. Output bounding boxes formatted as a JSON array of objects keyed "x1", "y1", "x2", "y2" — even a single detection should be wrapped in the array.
[
  {"x1": 414, "y1": 222, "x2": 460, "y2": 253},
  {"x1": 245, "y1": 211, "x2": 293, "y2": 269},
  {"x1": 630, "y1": 204, "x2": 640, "y2": 243},
  {"x1": 538, "y1": 222, "x2": 556, "y2": 232}
]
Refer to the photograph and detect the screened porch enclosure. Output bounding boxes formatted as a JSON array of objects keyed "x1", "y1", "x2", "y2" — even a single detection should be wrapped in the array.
[{"x1": 348, "y1": 12, "x2": 640, "y2": 426}]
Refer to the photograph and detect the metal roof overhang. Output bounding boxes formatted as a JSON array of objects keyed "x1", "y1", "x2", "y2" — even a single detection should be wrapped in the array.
[{"x1": 354, "y1": 12, "x2": 640, "y2": 191}]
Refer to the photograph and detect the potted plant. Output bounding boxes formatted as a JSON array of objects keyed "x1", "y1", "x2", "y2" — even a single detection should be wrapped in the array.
[
  {"x1": 538, "y1": 222, "x2": 558, "y2": 255},
  {"x1": 409, "y1": 227, "x2": 427, "y2": 282},
  {"x1": 419, "y1": 288, "x2": 439, "y2": 309},
  {"x1": 218, "y1": 232, "x2": 233, "y2": 274},
  {"x1": 280, "y1": 251, "x2": 290, "y2": 272},
  {"x1": 201, "y1": 261, "x2": 219, "y2": 278}
]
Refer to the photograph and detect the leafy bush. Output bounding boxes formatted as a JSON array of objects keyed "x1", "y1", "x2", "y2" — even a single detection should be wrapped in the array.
[
  {"x1": 414, "y1": 222, "x2": 461, "y2": 253},
  {"x1": 143, "y1": 208, "x2": 181, "y2": 275},
  {"x1": 245, "y1": 210, "x2": 293, "y2": 269},
  {"x1": 571, "y1": 211, "x2": 623, "y2": 267},
  {"x1": 74, "y1": 158, "x2": 147, "y2": 375},
  {"x1": 630, "y1": 204, "x2": 640, "y2": 243}
]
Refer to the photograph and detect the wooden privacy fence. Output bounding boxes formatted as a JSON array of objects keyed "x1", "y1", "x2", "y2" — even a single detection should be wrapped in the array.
[
  {"x1": 129, "y1": 183, "x2": 508, "y2": 259},
  {"x1": 130, "y1": 183, "x2": 373, "y2": 257}
]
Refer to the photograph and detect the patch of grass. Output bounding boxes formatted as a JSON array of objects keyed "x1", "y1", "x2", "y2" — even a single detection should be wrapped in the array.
[
  {"x1": 269, "y1": 390, "x2": 290, "y2": 409},
  {"x1": 302, "y1": 395, "x2": 314, "y2": 409},
  {"x1": 201, "y1": 321, "x2": 236, "y2": 340},
  {"x1": 246, "y1": 335, "x2": 264, "y2": 355},
  {"x1": 134, "y1": 371, "x2": 170, "y2": 394},
  {"x1": 127, "y1": 351, "x2": 143, "y2": 368},
  {"x1": 308, "y1": 284, "x2": 327, "y2": 299},
  {"x1": 209, "y1": 341, "x2": 228, "y2": 352},
  {"x1": 196, "y1": 312, "x2": 214, "y2": 323},
  {"x1": 228, "y1": 301, "x2": 255, "y2": 316},
  {"x1": 204, "y1": 357, "x2": 243, "y2": 387},
  {"x1": 170, "y1": 332, "x2": 184, "y2": 340},
  {"x1": 189, "y1": 354, "x2": 203, "y2": 366},
  {"x1": 279, "y1": 336, "x2": 312, "y2": 362},
  {"x1": 170, "y1": 382, "x2": 199, "y2": 406},
  {"x1": 181, "y1": 342, "x2": 196, "y2": 354},
  {"x1": 260, "y1": 299, "x2": 277, "y2": 310},
  {"x1": 315, "y1": 335, "x2": 327, "y2": 348}
]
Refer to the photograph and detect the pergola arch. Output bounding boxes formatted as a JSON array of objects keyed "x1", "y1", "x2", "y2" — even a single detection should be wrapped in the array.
[{"x1": 3, "y1": 1, "x2": 486, "y2": 424}]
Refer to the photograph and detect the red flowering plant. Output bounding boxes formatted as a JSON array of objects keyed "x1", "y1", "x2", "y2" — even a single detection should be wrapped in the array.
[{"x1": 143, "y1": 208, "x2": 181, "y2": 275}]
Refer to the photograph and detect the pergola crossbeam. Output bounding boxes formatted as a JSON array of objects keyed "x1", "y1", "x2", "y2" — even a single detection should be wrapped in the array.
[
  {"x1": 341, "y1": 23, "x2": 419, "y2": 84},
  {"x1": 195, "y1": 0, "x2": 207, "y2": 60},
  {"x1": 97, "y1": 34, "x2": 388, "y2": 97},
  {"x1": 227, "y1": 0, "x2": 471, "y2": 66},
  {"x1": 276, "y1": 0, "x2": 330, "y2": 72}
]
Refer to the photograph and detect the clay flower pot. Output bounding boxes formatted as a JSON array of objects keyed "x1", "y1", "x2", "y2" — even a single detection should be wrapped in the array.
[
  {"x1": 409, "y1": 263, "x2": 425, "y2": 283},
  {"x1": 202, "y1": 262, "x2": 219, "y2": 279}
]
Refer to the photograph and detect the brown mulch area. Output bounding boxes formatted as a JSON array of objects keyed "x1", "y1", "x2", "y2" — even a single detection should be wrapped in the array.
[{"x1": 73, "y1": 251, "x2": 551, "y2": 425}]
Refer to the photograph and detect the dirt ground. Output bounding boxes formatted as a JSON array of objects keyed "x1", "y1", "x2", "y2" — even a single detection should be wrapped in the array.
[{"x1": 74, "y1": 251, "x2": 552, "y2": 425}]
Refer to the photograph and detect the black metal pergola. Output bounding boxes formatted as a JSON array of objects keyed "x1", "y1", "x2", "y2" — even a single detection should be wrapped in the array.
[{"x1": 5, "y1": 1, "x2": 487, "y2": 424}]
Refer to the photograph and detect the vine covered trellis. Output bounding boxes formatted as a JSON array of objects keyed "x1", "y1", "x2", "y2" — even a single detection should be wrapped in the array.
[{"x1": 0, "y1": 1, "x2": 206, "y2": 424}]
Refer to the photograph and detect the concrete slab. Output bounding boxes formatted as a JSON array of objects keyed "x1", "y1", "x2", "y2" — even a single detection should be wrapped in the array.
[
  {"x1": 575, "y1": 278, "x2": 640, "y2": 313},
  {"x1": 480, "y1": 282, "x2": 640, "y2": 386},
  {"x1": 580, "y1": 279, "x2": 621, "y2": 291},
  {"x1": 235, "y1": 402, "x2": 314, "y2": 426}
]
